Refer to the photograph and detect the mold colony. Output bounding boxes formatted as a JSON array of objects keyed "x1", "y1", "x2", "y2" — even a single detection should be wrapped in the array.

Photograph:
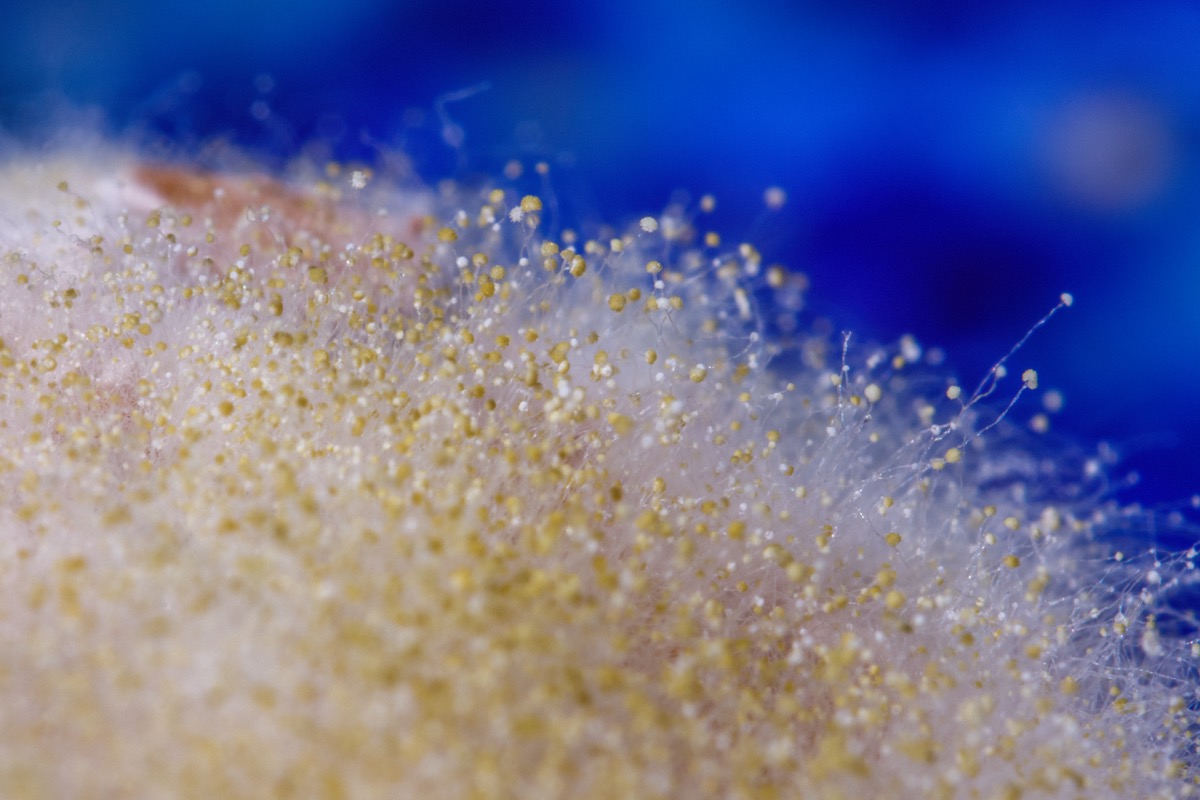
[{"x1": 0, "y1": 149, "x2": 1196, "y2": 797}]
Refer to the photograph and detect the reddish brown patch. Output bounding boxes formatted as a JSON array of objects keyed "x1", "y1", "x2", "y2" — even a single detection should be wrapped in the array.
[
  {"x1": 133, "y1": 163, "x2": 341, "y2": 235},
  {"x1": 133, "y1": 163, "x2": 426, "y2": 241}
]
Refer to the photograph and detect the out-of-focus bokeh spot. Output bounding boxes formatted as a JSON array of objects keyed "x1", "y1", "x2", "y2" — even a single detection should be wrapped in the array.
[
  {"x1": 1042, "y1": 93, "x2": 1175, "y2": 212},
  {"x1": 2, "y1": 0, "x2": 1196, "y2": 508}
]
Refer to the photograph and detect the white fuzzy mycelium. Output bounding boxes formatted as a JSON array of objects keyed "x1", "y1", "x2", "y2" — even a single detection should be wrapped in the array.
[{"x1": 0, "y1": 144, "x2": 1196, "y2": 798}]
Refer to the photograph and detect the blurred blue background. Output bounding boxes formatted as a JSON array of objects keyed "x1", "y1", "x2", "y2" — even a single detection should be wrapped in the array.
[{"x1": 2, "y1": 0, "x2": 1198, "y2": 511}]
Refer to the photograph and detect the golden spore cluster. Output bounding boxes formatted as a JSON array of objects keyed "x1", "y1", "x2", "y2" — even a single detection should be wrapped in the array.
[{"x1": 0, "y1": 145, "x2": 1196, "y2": 799}]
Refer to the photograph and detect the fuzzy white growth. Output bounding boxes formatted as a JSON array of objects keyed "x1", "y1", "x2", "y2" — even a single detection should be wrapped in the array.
[{"x1": 0, "y1": 146, "x2": 1196, "y2": 798}]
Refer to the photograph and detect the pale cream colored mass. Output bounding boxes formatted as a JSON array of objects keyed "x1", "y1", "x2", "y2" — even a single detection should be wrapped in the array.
[{"x1": 0, "y1": 146, "x2": 1195, "y2": 798}]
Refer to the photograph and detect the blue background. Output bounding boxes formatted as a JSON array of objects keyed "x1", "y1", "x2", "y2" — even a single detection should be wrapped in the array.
[{"x1": 3, "y1": 0, "x2": 1198, "y2": 511}]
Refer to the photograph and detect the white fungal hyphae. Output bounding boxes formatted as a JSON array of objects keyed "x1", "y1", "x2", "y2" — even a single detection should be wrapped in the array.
[{"x1": 0, "y1": 145, "x2": 1196, "y2": 799}]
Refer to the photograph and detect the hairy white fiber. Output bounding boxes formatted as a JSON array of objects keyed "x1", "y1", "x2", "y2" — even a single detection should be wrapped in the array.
[{"x1": 0, "y1": 142, "x2": 1196, "y2": 798}]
